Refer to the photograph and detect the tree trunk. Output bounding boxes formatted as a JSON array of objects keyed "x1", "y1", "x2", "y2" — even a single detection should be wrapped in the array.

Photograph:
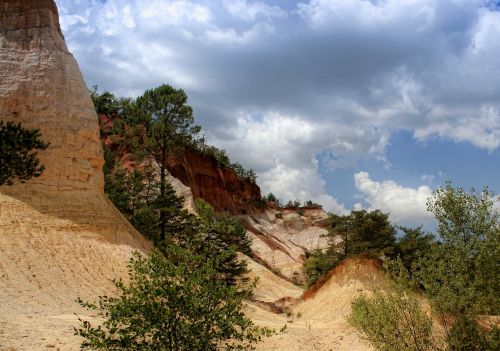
[{"x1": 160, "y1": 149, "x2": 166, "y2": 243}]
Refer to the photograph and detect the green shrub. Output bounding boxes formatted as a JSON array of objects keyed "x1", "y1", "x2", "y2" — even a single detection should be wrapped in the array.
[
  {"x1": 349, "y1": 289, "x2": 435, "y2": 351},
  {"x1": 76, "y1": 247, "x2": 273, "y2": 350}
]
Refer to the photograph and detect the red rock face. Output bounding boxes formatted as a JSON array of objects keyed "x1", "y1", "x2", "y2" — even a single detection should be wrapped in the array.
[
  {"x1": 98, "y1": 115, "x2": 262, "y2": 214},
  {"x1": 166, "y1": 149, "x2": 261, "y2": 214}
]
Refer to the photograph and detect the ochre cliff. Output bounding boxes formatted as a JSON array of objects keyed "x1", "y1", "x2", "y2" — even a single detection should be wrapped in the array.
[
  {"x1": 0, "y1": 0, "x2": 103, "y2": 196},
  {"x1": 99, "y1": 114, "x2": 261, "y2": 214},
  {"x1": 0, "y1": 1, "x2": 149, "y2": 349},
  {"x1": 0, "y1": 0, "x2": 148, "y2": 236},
  {"x1": 166, "y1": 149, "x2": 261, "y2": 214}
]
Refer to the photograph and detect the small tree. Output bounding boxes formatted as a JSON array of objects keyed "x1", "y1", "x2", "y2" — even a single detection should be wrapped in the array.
[
  {"x1": 195, "y1": 198, "x2": 251, "y2": 285},
  {"x1": 415, "y1": 182, "x2": 500, "y2": 347},
  {"x1": 132, "y1": 85, "x2": 202, "y2": 243},
  {"x1": 76, "y1": 247, "x2": 272, "y2": 351},
  {"x1": 0, "y1": 121, "x2": 49, "y2": 185}
]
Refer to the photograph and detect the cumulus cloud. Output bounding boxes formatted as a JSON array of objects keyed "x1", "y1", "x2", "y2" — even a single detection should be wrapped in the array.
[
  {"x1": 223, "y1": 0, "x2": 286, "y2": 22},
  {"x1": 354, "y1": 172, "x2": 434, "y2": 225},
  {"x1": 209, "y1": 112, "x2": 347, "y2": 213},
  {"x1": 55, "y1": 0, "x2": 500, "y2": 212}
]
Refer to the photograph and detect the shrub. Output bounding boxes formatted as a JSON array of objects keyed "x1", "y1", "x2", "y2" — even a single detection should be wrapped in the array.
[
  {"x1": 76, "y1": 247, "x2": 273, "y2": 350},
  {"x1": 349, "y1": 289, "x2": 435, "y2": 351}
]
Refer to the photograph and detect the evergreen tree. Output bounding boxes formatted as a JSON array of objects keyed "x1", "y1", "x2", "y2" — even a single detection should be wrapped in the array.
[
  {"x1": 395, "y1": 225, "x2": 435, "y2": 272},
  {"x1": 0, "y1": 121, "x2": 49, "y2": 185},
  {"x1": 131, "y1": 85, "x2": 202, "y2": 243},
  {"x1": 304, "y1": 210, "x2": 397, "y2": 286},
  {"x1": 196, "y1": 198, "x2": 251, "y2": 285}
]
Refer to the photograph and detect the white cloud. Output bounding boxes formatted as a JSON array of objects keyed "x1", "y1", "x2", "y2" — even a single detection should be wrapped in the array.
[
  {"x1": 297, "y1": 0, "x2": 437, "y2": 32},
  {"x1": 54, "y1": 0, "x2": 500, "y2": 214},
  {"x1": 138, "y1": 1, "x2": 212, "y2": 24},
  {"x1": 354, "y1": 172, "x2": 434, "y2": 225},
  {"x1": 206, "y1": 22, "x2": 275, "y2": 45},
  {"x1": 209, "y1": 112, "x2": 347, "y2": 213},
  {"x1": 223, "y1": 0, "x2": 286, "y2": 22}
]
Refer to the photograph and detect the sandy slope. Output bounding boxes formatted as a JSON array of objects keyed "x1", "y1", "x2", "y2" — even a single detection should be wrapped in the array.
[
  {"x1": 0, "y1": 194, "x2": 149, "y2": 350},
  {"x1": 0, "y1": 192, "x2": 382, "y2": 350},
  {"x1": 245, "y1": 258, "x2": 385, "y2": 350}
]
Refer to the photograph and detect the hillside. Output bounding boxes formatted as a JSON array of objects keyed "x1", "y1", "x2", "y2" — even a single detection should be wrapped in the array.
[
  {"x1": 250, "y1": 258, "x2": 384, "y2": 350},
  {"x1": 0, "y1": 1, "x2": 385, "y2": 350},
  {"x1": 0, "y1": 1, "x2": 149, "y2": 349}
]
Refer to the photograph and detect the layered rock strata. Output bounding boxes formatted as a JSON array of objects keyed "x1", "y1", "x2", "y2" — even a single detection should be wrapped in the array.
[
  {"x1": 0, "y1": 2, "x2": 148, "y2": 349},
  {"x1": 0, "y1": 0, "x2": 145, "y2": 240}
]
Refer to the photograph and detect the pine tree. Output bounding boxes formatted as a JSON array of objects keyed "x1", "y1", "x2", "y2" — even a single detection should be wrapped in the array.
[{"x1": 0, "y1": 121, "x2": 49, "y2": 185}]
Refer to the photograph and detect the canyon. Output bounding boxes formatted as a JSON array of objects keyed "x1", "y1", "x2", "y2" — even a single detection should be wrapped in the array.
[{"x1": 0, "y1": 1, "x2": 375, "y2": 350}]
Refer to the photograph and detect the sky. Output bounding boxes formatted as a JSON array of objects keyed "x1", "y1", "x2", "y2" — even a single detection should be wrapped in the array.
[{"x1": 55, "y1": 0, "x2": 500, "y2": 228}]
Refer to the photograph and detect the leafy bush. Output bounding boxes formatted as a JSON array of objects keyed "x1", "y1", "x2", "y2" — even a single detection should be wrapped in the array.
[
  {"x1": 76, "y1": 247, "x2": 273, "y2": 350},
  {"x1": 302, "y1": 249, "x2": 336, "y2": 287},
  {"x1": 349, "y1": 290, "x2": 435, "y2": 351}
]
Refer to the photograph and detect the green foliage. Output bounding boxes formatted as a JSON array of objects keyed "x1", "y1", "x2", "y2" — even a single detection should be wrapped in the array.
[
  {"x1": 92, "y1": 87, "x2": 257, "y2": 185},
  {"x1": 349, "y1": 290, "x2": 435, "y2": 351},
  {"x1": 415, "y1": 182, "x2": 500, "y2": 317},
  {"x1": 76, "y1": 247, "x2": 273, "y2": 350},
  {"x1": 0, "y1": 121, "x2": 49, "y2": 186},
  {"x1": 302, "y1": 249, "x2": 336, "y2": 287},
  {"x1": 90, "y1": 86, "x2": 129, "y2": 116},
  {"x1": 131, "y1": 85, "x2": 202, "y2": 242},
  {"x1": 447, "y1": 316, "x2": 497, "y2": 351},
  {"x1": 231, "y1": 163, "x2": 257, "y2": 183},
  {"x1": 202, "y1": 145, "x2": 231, "y2": 168},
  {"x1": 352, "y1": 183, "x2": 500, "y2": 351},
  {"x1": 263, "y1": 193, "x2": 278, "y2": 203},
  {"x1": 395, "y1": 225, "x2": 435, "y2": 272},
  {"x1": 304, "y1": 200, "x2": 321, "y2": 207},
  {"x1": 349, "y1": 257, "x2": 438, "y2": 351},
  {"x1": 196, "y1": 198, "x2": 252, "y2": 285},
  {"x1": 134, "y1": 84, "x2": 202, "y2": 156},
  {"x1": 331, "y1": 210, "x2": 397, "y2": 259},
  {"x1": 303, "y1": 210, "x2": 397, "y2": 287}
]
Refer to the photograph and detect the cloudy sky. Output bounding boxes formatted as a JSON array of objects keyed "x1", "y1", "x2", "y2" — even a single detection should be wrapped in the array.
[{"x1": 55, "y1": 0, "x2": 500, "y2": 228}]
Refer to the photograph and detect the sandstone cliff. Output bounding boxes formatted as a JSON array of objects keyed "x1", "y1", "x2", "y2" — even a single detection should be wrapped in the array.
[
  {"x1": 243, "y1": 206, "x2": 329, "y2": 282},
  {"x1": 166, "y1": 148, "x2": 261, "y2": 214},
  {"x1": 0, "y1": 1, "x2": 148, "y2": 349}
]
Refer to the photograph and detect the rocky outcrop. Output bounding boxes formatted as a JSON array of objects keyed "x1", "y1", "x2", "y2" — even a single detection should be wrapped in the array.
[
  {"x1": 0, "y1": 0, "x2": 147, "y2": 238},
  {"x1": 243, "y1": 206, "x2": 330, "y2": 282},
  {"x1": 166, "y1": 149, "x2": 261, "y2": 214},
  {"x1": 99, "y1": 114, "x2": 262, "y2": 214},
  {"x1": 0, "y1": 0, "x2": 103, "y2": 195},
  {"x1": 0, "y1": 2, "x2": 148, "y2": 349}
]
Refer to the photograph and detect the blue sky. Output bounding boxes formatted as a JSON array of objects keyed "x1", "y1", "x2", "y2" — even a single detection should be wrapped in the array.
[{"x1": 55, "y1": 0, "x2": 500, "y2": 227}]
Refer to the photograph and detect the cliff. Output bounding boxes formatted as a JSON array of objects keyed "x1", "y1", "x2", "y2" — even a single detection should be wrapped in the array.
[
  {"x1": 166, "y1": 148, "x2": 261, "y2": 213},
  {"x1": 99, "y1": 114, "x2": 262, "y2": 214},
  {"x1": 0, "y1": 1, "x2": 149, "y2": 349},
  {"x1": 0, "y1": 0, "x2": 145, "y2": 234}
]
